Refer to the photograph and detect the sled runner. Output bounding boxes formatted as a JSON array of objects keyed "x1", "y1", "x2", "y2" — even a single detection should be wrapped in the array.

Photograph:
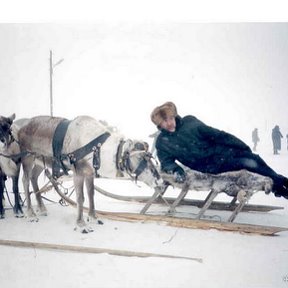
[
  {"x1": 94, "y1": 169, "x2": 282, "y2": 223},
  {"x1": 94, "y1": 184, "x2": 283, "y2": 213},
  {"x1": 41, "y1": 168, "x2": 287, "y2": 236}
]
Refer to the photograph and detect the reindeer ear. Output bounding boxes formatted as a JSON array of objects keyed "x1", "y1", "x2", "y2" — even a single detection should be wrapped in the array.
[
  {"x1": 143, "y1": 142, "x2": 149, "y2": 151},
  {"x1": 8, "y1": 113, "x2": 16, "y2": 123}
]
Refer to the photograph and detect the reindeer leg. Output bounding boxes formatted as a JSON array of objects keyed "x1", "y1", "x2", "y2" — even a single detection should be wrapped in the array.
[
  {"x1": 73, "y1": 172, "x2": 93, "y2": 233},
  {"x1": 85, "y1": 173, "x2": 103, "y2": 224},
  {"x1": 22, "y1": 158, "x2": 38, "y2": 221},
  {"x1": 0, "y1": 172, "x2": 5, "y2": 218},
  {"x1": 31, "y1": 165, "x2": 47, "y2": 216},
  {"x1": 12, "y1": 174, "x2": 24, "y2": 218},
  {"x1": 228, "y1": 196, "x2": 237, "y2": 208},
  {"x1": 228, "y1": 190, "x2": 251, "y2": 222}
]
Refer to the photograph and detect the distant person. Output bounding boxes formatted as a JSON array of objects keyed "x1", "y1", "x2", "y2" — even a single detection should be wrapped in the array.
[
  {"x1": 271, "y1": 125, "x2": 283, "y2": 155},
  {"x1": 150, "y1": 101, "x2": 288, "y2": 199},
  {"x1": 252, "y1": 128, "x2": 259, "y2": 151}
]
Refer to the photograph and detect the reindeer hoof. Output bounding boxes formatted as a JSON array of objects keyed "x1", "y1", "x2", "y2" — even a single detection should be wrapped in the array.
[
  {"x1": 38, "y1": 210, "x2": 48, "y2": 217},
  {"x1": 13, "y1": 206, "x2": 24, "y2": 217},
  {"x1": 81, "y1": 227, "x2": 94, "y2": 233},
  {"x1": 26, "y1": 208, "x2": 39, "y2": 222},
  {"x1": 30, "y1": 217, "x2": 39, "y2": 222},
  {"x1": 84, "y1": 226, "x2": 94, "y2": 233},
  {"x1": 15, "y1": 212, "x2": 24, "y2": 218},
  {"x1": 75, "y1": 221, "x2": 94, "y2": 233},
  {"x1": 74, "y1": 226, "x2": 94, "y2": 233},
  {"x1": 87, "y1": 215, "x2": 103, "y2": 225},
  {"x1": 26, "y1": 215, "x2": 39, "y2": 222}
]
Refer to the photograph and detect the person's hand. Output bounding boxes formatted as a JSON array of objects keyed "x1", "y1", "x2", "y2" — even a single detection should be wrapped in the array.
[
  {"x1": 162, "y1": 166, "x2": 186, "y2": 183},
  {"x1": 173, "y1": 170, "x2": 186, "y2": 183}
]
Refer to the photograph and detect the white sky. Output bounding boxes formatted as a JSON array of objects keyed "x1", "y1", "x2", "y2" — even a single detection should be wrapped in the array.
[{"x1": 1, "y1": 3, "x2": 288, "y2": 147}]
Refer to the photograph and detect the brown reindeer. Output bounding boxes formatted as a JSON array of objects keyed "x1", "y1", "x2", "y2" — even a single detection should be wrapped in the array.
[{"x1": 0, "y1": 114, "x2": 23, "y2": 218}]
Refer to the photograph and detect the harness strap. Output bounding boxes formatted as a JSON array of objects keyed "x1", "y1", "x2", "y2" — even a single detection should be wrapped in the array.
[
  {"x1": 66, "y1": 132, "x2": 111, "y2": 174},
  {"x1": 116, "y1": 139, "x2": 125, "y2": 177},
  {"x1": 0, "y1": 151, "x2": 30, "y2": 165},
  {"x1": 115, "y1": 141, "x2": 157, "y2": 181},
  {"x1": 52, "y1": 119, "x2": 71, "y2": 178},
  {"x1": 51, "y1": 120, "x2": 111, "y2": 178},
  {"x1": 133, "y1": 158, "x2": 148, "y2": 179}
]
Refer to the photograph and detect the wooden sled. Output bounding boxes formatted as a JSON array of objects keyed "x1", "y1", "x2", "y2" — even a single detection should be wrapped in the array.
[{"x1": 44, "y1": 169, "x2": 287, "y2": 236}]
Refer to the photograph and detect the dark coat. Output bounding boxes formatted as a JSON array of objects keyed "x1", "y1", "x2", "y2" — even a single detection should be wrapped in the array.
[
  {"x1": 155, "y1": 115, "x2": 288, "y2": 198},
  {"x1": 155, "y1": 115, "x2": 254, "y2": 174},
  {"x1": 272, "y1": 126, "x2": 283, "y2": 150}
]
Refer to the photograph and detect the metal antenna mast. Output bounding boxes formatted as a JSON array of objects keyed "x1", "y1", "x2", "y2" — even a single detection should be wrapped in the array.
[{"x1": 49, "y1": 50, "x2": 64, "y2": 116}]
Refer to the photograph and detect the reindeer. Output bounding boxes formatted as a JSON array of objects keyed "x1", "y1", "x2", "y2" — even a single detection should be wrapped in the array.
[
  {"x1": 15, "y1": 115, "x2": 163, "y2": 233},
  {"x1": 0, "y1": 114, "x2": 23, "y2": 218}
]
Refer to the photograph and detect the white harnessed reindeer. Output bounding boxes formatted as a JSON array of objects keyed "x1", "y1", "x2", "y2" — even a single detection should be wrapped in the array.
[{"x1": 15, "y1": 115, "x2": 163, "y2": 233}]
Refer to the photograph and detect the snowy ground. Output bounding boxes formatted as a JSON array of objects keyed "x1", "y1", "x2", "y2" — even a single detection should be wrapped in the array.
[{"x1": 1, "y1": 148, "x2": 288, "y2": 288}]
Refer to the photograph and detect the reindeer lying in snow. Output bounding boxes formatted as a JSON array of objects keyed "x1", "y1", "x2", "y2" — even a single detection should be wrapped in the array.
[
  {"x1": 178, "y1": 168, "x2": 273, "y2": 197},
  {"x1": 159, "y1": 168, "x2": 273, "y2": 221}
]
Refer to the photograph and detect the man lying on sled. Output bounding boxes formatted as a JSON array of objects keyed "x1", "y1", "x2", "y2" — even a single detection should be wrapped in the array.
[{"x1": 150, "y1": 101, "x2": 288, "y2": 199}]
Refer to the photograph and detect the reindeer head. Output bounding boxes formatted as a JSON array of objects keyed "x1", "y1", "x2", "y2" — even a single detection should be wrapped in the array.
[
  {"x1": 119, "y1": 140, "x2": 163, "y2": 188},
  {"x1": 0, "y1": 114, "x2": 16, "y2": 150}
]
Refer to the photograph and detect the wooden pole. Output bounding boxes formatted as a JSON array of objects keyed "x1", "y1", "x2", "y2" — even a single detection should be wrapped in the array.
[
  {"x1": 0, "y1": 239, "x2": 202, "y2": 263},
  {"x1": 49, "y1": 50, "x2": 53, "y2": 117}
]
